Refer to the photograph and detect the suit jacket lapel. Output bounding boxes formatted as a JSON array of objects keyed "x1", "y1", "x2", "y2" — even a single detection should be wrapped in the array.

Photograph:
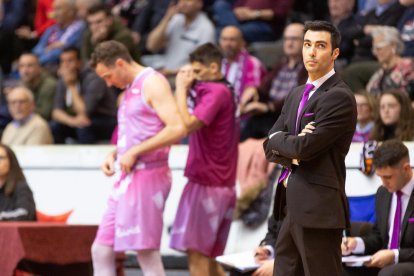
[
  {"x1": 291, "y1": 85, "x2": 304, "y2": 134},
  {"x1": 296, "y1": 73, "x2": 342, "y2": 129},
  {"x1": 382, "y1": 192, "x2": 392, "y2": 243},
  {"x1": 401, "y1": 192, "x2": 414, "y2": 240}
]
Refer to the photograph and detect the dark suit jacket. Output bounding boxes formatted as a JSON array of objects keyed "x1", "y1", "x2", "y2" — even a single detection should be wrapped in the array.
[
  {"x1": 264, "y1": 73, "x2": 357, "y2": 229},
  {"x1": 362, "y1": 186, "x2": 414, "y2": 262}
]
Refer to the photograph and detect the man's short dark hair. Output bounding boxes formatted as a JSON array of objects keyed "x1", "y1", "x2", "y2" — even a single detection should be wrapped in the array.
[
  {"x1": 61, "y1": 46, "x2": 81, "y2": 60},
  {"x1": 304, "y1": 20, "x2": 341, "y2": 51},
  {"x1": 87, "y1": 3, "x2": 111, "y2": 17},
  {"x1": 373, "y1": 140, "x2": 410, "y2": 168},
  {"x1": 189, "y1": 43, "x2": 223, "y2": 67},
  {"x1": 90, "y1": 40, "x2": 133, "y2": 68}
]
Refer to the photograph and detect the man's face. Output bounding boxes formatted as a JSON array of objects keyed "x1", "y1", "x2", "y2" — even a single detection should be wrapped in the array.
[
  {"x1": 191, "y1": 61, "x2": 215, "y2": 81},
  {"x1": 400, "y1": 0, "x2": 414, "y2": 7},
  {"x1": 376, "y1": 162, "x2": 410, "y2": 193},
  {"x1": 283, "y1": 24, "x2": 304, "y2": 58},
  {"x1": 7, "y1": 88, "x2": 34, "y2": 121},
  {"x1": 302, "y1": 30, "x2": 338, "y2": 80},
  {"x1": 53, "y1": 0, "x2": 76, "y2": 26},
  {"x1": 87, "y1": 11, "x2": 111, "y2": 41},
  {"x1": 95, "y1": 61, "x2": 128, "y2": 89},
  {"x1": 59, "y1": 51, "x2": 81, "y2": 72},
  {"x1": 219, "y1": 27, "x2": 244, "y2": 60},
  {"x1": 18, "y1": 55, "x2": 41, "y2": 83}
]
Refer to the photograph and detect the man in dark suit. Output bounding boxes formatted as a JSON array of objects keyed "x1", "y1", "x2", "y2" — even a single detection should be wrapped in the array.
[
  {"x1": 342, "y1": 140, "x2": 414, "y2": 276},
  {"x1": 263, "y1": 20, "x2": 357, "y2": 276}
]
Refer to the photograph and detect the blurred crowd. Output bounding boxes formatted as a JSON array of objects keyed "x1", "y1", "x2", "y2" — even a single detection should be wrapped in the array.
[{"x1": 0, "y1": 0, "x2": 413, "y2": 146}]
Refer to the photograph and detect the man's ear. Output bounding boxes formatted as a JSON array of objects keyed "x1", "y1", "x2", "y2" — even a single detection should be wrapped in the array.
[
  {"x1": 332, "y1": 48, "x2": 340, "y2": 60},
  {"x1": 209, "y1": 62, "x2": 219, "y2": 74},
  {"x1": 115, "y1": 58, "x2": 124, "y2": 68}
]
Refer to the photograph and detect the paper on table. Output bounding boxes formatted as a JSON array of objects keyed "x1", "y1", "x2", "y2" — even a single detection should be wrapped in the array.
[
  {"x1": 215, "y1": 251, "x2": 261, "y2": 272},
  {"x1": 342, "y1": 255, "x2": 372, "y2": 267}
]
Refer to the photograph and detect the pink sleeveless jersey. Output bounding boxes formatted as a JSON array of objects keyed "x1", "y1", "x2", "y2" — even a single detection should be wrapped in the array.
[{"x1": 116, "y1": 67, "x2": 169, "y2": 166}]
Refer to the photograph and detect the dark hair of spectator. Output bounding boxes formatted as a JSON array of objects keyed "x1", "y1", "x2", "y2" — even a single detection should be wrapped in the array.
[
  {"x1": 370, "y1": 90, "x2": 414, "y2": 141},
  {"x1": 61, "y1": 47, "x2": 81, "y2": 61},
  {"x1": 87, "y1": 3, "x2": 111, "y2": 17},
  {"x1": 304, "y1": 20, "x2": 341, "y2": 52},
  {"x1": 0, "y1": 144, "x2": 26, "y2": 197},
  {"x1": 373, "y1": 140, "x2": 409, "y2": 168},
  {"x1": 90, "y1": 40, "x2": 133, "y2": 68},
  {"x1": 189, "y1": 43, "x2": 223, "y2": 67}
]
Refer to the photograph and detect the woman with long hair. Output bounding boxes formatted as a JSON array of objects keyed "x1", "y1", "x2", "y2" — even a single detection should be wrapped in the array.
[
  {"x1": 0, "y1": 144, "x2": 36, "y2": 221},
  {"x1": 370, "y1": 90, "x2": 414, "y2": 141}
]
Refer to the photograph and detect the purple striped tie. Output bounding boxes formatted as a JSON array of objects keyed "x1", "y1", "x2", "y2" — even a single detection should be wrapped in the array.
[
  {"x1": 295, "y1": 83, "x2": 315, "y2": 133},
  {"x1": 390, "y1": 191, "x2": 403, "y2": 249},
  {"x1": 278, "y1": 83, "x2": 315, "y2": 184}
]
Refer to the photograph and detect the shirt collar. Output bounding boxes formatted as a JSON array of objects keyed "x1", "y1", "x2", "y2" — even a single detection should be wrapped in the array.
[{"x1": 306, "y1": 68, "x2": 335, "y2": 91}]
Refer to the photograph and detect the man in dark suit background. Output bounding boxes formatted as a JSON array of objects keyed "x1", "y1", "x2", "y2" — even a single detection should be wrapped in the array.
[
  {"x1": 263, "y1": 20, "x2": 357, "y2": 275},
  {"x1": 342, "y1": 140, "x2": 414, "y2": 276}
]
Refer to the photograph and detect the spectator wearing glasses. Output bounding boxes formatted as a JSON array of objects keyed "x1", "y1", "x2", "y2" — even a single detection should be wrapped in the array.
[
  {"x1": 366, "y1": 26, "x2": 414, "y2": 103},
  {"x1": 2, "y1": 86, "x2": 53, "y2": 145}
]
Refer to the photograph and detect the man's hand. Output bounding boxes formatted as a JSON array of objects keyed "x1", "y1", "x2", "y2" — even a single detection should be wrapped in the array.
[
  {"x1": 341, "y1": 237, "x2": 357, "y2": 256},
  {"x1": 254, "y1": 246, "x2": 271, "y2": 262},
  {"x1": 119, "y1": 148, "x2": 138, "y2": 174},
  {"x1": 175, "y1": 64, "x2": 195, "y2": 92},
  {"x1": 234, "y1": 7, "x2": 254, "y2": 21},
  {"x1": 70, "y1": 114, "x2": 91, "y2": 128},
  {"x1": 45, "y1": 41, "x2": 64, "y2": 52},
  {"x1": 298, "y1": 122, "x2": 315, "y2": 137},
  {"x1": 101, "y1": 151, "x2": 116, "y2": 176},
  {"x1": 365, "y1": 250, "x2": 395, "y2": 268},
  {"x1": 252, "y1": 259, "x2": 274, "y2": 276}
]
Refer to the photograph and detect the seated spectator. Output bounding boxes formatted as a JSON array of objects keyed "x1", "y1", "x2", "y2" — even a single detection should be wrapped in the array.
[
  {"x1": 342, "y1": 140, "x2": 414, "y2": 276},
  {"x1": 2, "y1": 86, "x2": 53, "y2": 145},
  {"x1": 81, "y1": 3, "x2": 139, "y2": 63},
  {"x1": 353, "y1": 90, "x2": 377, "y2": 142},
  {"x1": 370, "y1": 90, "x2": 414, "y2": 142},
  {"x1": 0, "y1": 144, "x2": 36, "y2": 221},
  {"x1": 328, "y1": 0, "x2": 358, "y2": 68},
  {"x1": 399, "y1": 0, "x2": 414, "y2": 56},
  {"x1": 229, "y1": 215, "x2": 281, "y2": 276},
  {"x1": 75, "y1": 0, "x2": 100, "y2": 20},
  {"x1": 0, "y1": 0, "x2": 29, "y2": 75},
  {"x1": 129, "y1": 0, "x2": 171, "y2": 54},
  {"x1": 15, "y1": 0, "x2": 55, "y2": 50},
  {"x1": 32, "y1": 0, "x2": 85, "y2": 71},
  {"x1": 366, "y1": 26, "x2": 414, "y2": 100},
  {"x1": 342, "y1": 0, "x2": 406, "y2": 91},
  {"x1": 213, "y1": 0, "x2": 294, "y2": 43},
  {"x1": 51, "y1": 47, "x2": 117, "y2": 144},
  {"x1": 18, "y1": 53, "x2": 57, "y2": 121},
  {"x1": 239, "y1": 23, "x2": 306, "y2": 141},
  {"x1": 219, "y1": 26, "x2": 266, "y2": 104},
  {"x1": 145, "y1": 0, "x2": 215, "y2": 75}
]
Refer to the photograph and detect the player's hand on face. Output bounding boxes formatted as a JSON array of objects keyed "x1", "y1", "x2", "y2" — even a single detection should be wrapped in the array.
[
  {"x1": 298, "y1": 122, "x2": 315, "y2": 136},
  {"x1": 175, "y1": 64, "x2": 194, "y2": 91}
]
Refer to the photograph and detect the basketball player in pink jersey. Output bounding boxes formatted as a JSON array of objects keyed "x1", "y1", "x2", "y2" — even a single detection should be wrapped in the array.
[
  {"x1": 170, "y1": 43, "x2": 239, "y2": 276},
  {"x1": 90, "y1": 40, "x2": 186, "y2": 276}
]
